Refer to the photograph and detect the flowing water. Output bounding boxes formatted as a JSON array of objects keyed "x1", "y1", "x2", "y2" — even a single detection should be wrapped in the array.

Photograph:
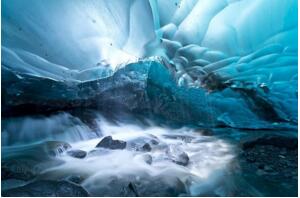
[
  {"x1": 2, "y1": 111, "x2": 238, "y2": 196},
  {"x1": 2, "y1": 111, "x2": 297, "y2": 196}
]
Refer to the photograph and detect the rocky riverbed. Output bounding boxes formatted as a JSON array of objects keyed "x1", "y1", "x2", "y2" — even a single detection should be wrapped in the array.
[{"x1": 1, "y1": 112, "x2": 298, "y2": 197}]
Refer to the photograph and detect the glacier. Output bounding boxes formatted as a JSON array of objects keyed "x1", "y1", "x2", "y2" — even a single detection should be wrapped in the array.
[
  {"x1": 2, "y1": 0, "x2": 297, "y2": 127},
  {"x1": 1, "y1": 0, "x2": 298, "y2": 197}
]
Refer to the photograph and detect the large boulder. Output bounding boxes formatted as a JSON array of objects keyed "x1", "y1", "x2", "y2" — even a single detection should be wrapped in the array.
[{"x1": 96, "y1": 136, "x2": 126, "y2": 150}]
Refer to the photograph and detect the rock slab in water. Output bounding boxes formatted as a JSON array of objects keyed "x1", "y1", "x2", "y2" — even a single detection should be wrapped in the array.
[
  {"x1": 166, "y1": 145, "x2": 189, "y2": 166},
  {"x1": 46, "y1": 141, "x2": 72, "y2": 157},
  {"x1": 86, "y1": 174, "x2": 186, "y2": 196},
  {"x1": 96, "y1": 136, "x2": 126, "y2": 150},
  {"x1": 67, "y1": 149, "x2": 87, "y2": 159},
  {"x1": 2, "y1": 180, "x2": 89, "y2": 197},
  {"x1": 2, "y1": 161, "x2": 36, "y2": 181}
]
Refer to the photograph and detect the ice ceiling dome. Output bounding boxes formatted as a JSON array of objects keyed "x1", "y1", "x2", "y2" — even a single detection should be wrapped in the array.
[
  {"x1": 2, "y1": 0, "x2": 297, "y2": 69},
  {"x1": 1, "y1": 0, "x2": 298, "y2": 126}
]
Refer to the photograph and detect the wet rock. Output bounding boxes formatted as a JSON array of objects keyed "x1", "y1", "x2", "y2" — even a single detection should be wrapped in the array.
[
  {"x1": 96, "y1": 136, "x2": 126, "y2": 150},
  {"x1": 241, "y1": 135, "x2": 297, "y2": 150},
  {"x1": 134, "y1": 175, "x2": 186, "y2": 196},
  {"x1": 2, "y1": 180, "x2": 89, "y2": 196},
  {"x1": 128, "y1": 182, "x2": 139, "y2": 196},
  {"x1": 65, "y1": 175, "x2": 85, "y2": 184},
  {"x1": 88, "y1": 148, "x2": 111, "y2": 156},
  {"x1": 166, "y1": 145, "x2": 189, "y2": 166},
  {"x1": 143, "y1": 154, "x2": 152, "y2": 165},
  {"x1": 85, "y1": 174, "x2": 186, "y2": 196},
  {"x1": 127, "y1": 136, "x2": 159, "y2": 152},
  {"x1": 1, "y1": 179, "x2": 27, "y2": 192},
  {"x1": 67, "y1": 149, "x2": 87, "y2": 159},
  {"x1": 240, "y1": 138, "x2": 298, "y2": 186},
  {"x1": 135, "y1": 154, "x2": 152, "y2": 165},
  {"x1": 195, "y1": 128, "x2": 214, "y2": 136},
  {"x1": 1, "y1": 158, "x2": 47, "y2": 181},
  {"x1": 45, "y1": 141, "x2": 72, "y2": 157},
  {"x1": 147, "y1": 134, "x2": 160, "y2": 145},
  {"x1": 2, "y1": 160, "x2": 37, "y2": 181},
  {"x1": 141, "y1": 143, "x2": 151, "y2": 152}
]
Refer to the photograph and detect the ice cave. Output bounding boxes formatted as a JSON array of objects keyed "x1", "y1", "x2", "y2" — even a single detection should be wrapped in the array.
[{"x1": 1, "y1": 0, "x2": 298, "y2": 197}]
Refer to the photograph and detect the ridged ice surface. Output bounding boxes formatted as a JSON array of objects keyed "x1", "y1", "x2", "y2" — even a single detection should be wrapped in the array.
[{"x1": 1, "y1": 0, "x2": 298, "y2": 126}]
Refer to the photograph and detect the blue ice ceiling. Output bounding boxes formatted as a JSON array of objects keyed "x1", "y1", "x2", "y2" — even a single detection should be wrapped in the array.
[{"x1": 1, "y1": 0, "x2": 298, "y2": 128}]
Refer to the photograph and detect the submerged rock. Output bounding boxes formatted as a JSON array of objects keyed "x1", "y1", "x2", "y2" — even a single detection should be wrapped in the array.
[
  {"x1": 2, "y1": 180, "x2": 89, "y2": 197},
  {"x1": 96, "y1": 136, "x2": 126, "y2": 150},
  {"x1": 88, "y1": 148, "x2": 111, "y2": 157},
  {"x1": 166, "y1": 145, "x2": 189, "y2": 166},
  {"x1": 67, "y1": 149, "x2": 87, "y2": 159},
  {"x1": 65, "y1": 175, "x2": 85, "y2": 184},
  {"x1": 85, "y1": 174, "x2": 186, "y2": 196},
  {"x1": 127, "y1": 136, "x2": 159, "y2": 152},
  {"x1": 135, "y1": 154, "x2": 153, "y2": 165},
  {"x1": 45, "y1": 141, "x2": 72, "y2": 157},
  {"x1": 2, "y1": 160, "x2": 36, "y2": 181}
]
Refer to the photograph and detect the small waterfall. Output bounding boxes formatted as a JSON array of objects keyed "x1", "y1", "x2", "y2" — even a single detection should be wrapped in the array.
[{"x1": 1, "y1": 112, "x2": 98, "y2": 146}]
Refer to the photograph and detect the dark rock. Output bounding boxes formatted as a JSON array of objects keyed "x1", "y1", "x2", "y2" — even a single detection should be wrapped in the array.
[
  {"x1": 141, "y1": 143, "x2": 151, "y2": 152},
  {"x1": 150, "y1": 139, "x2": 159, "y2": 145},
  {"x1": 133, "y1": 175, "x2": 187, "y2": 196},
  {"x1": 166, "y1": 145, "x2": 189, "y2": 166},
  {"x1": 67, "y1": 149, "x2": 87, "y2": 159},
  {"x1": 1, "y1": 164, "x2": 36, "y2": 181},
  {"x1": 257, "y1": 163, "x2": 264, "y2": 169},
  {"x1": 65, "y1": 175, "x2": 85, "y2": 184},
  {"x1": 147, "y1": 134, "x2": 160, "y2": 145},
  {"x1": 241, "y1": 135, "x2": 297, "y2": 150},
  {"x1": 128, "y1": 182, "x2": 139, "y2": 196},
  {"x1": 2, "y1": 160, "x2": 37, "y2": 181},
  {"x1": 127, "y1": 136, "x2": 159, "y2": 151},
  {"x1": 2, "y1": 180, "x2": 89, "y2": 197},
  {"x1": 86, "y1": 174, "x2": 186, "y2": 196},
  {"x1": 96, "y1": 136, "x2": 126, "y2": 150},
  {"x1": 195, "y1": 128, "x2": 214, "y2": 136}
]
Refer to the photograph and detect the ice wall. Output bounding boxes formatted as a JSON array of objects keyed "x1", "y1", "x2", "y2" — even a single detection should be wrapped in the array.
[
  {"x1": 1, "y1": 0, "x2": 298, "y2": 126},
  {"x1": 148, "y1": 0, "x2": 298, "y2": 123},
  {"x1": 150, "y1": 0, "x2": 297, "y2": 87}
]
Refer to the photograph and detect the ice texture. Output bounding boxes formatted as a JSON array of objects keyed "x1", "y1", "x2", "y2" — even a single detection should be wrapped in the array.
[
  {"x1": 2, "y1": 59, "x2": 296, "y2": 129},
  {"x1": 1, "y1": 0, "x2": 298, "y2": 128}
]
